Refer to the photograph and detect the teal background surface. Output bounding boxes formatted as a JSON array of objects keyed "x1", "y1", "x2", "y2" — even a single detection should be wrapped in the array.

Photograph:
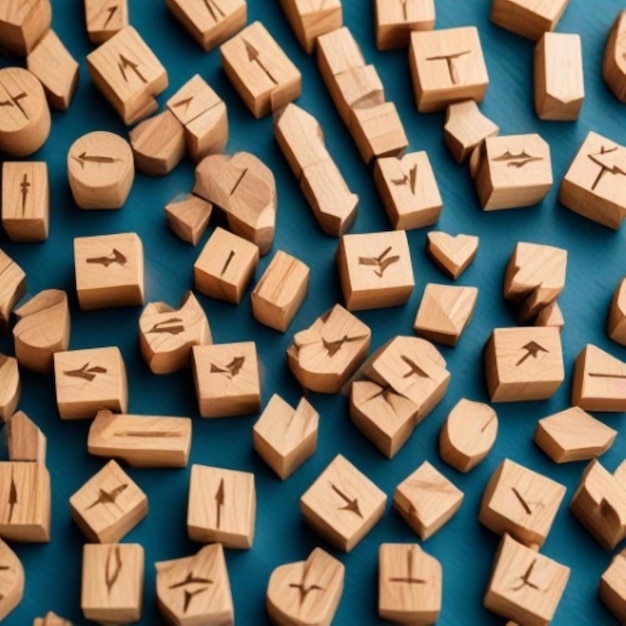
[{"x1": 1, "y1": 0, "x2": 626, "y2": 623}]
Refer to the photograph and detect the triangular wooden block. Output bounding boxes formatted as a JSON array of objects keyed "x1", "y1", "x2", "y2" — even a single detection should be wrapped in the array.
[
  {"x1": 426, "y1": 231, "x2": 478, "y2": 279},
  {"x1": 165, "y1": 194, "x2": 213, "y2": 246},
  {"x1": 7, "y1": 410, "x2": 46, "y2": 464}
]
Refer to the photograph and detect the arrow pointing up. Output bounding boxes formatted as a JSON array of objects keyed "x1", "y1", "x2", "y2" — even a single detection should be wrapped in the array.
[
  {"x1": 118, "y1": 54, "x2": 147, "y2": 84},
  {"x1": 243, "y1": 40, "x2": 278, "y2": 85},
  {"x1": 215, "y1": 478, "x2": 225, "y2": 528},
  {"x1": 516, "y1": 341, "x2": 549, "y2": 367}
]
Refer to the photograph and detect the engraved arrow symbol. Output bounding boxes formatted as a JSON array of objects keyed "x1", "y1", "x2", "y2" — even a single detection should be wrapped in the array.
[
  {"x1": 322, "y1": 334, "x2": 368, "y2": 357},
  {"x1": 392, "y1": 164, "x2": 418, "y2": 195},
  {"x1": 588, "y1": 146, "x2": 626, "y2": 191},
  {"x1": 425, "y1": 50, "x2": 471, "y2": 85},
  {"x1": 202, "y1": 0, "x2": 225, "y2": 21},
  {"x1": 358, "y1": 246, "x2": 400, "y2": 277},
  {"x1": 330, "y1": 483, "x2": 363, "y2": 518},
  {"x1": 210, "y1": 356, "x2": 245, "y2": 378},
  {"x1": 148, "y1": 318, "x2": 185, "y2": 335},
  {"x1": 0, "y1": 92, "x2": 29, "y2": 119},
  {"x1": 172, "y1": 96, "x2": 193, "y2": 112},
  {"x1": 20, "y1": 173, "x2": 30, "y2": 215},
  {"x1": 85, "y1": 484, "x2": 129, "y2": 511},
  {"x1": 118, "y1": 54, "x2": 147, "y2": 83},
  {"x1": 244, "y1": 40, "x2": 278, "y2": 85},
  {"x1": 215, "y1": 478, "x2": 225, "y2": 529},
  {"x1": 73, "y1": 152, "x2": 121, "y2": 168},
  {"x1": 86, "y1": 248, "x2": 127, "y2": 267},
  {"x1": 516, "y1": 341, "x2": 549, "y2": 366},
  {"x1": 64, "y1": 363, "x2": 108, "y2": 382},
  {"x1": 105, "y1": 546, "x2": 123, "y2": 593},
  {"x1": 103, "y1": 5, "x2": 118, "y2": 27},
  {"x1": 7, "y1": 470, "x2": 17, "y2": 523}
]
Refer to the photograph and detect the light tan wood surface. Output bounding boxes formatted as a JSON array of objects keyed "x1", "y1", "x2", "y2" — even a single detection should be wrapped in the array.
[
  {"x1": 0, "y1": 0, "x2": 51, "y2": 55},
  {"x1": 0, "y1": 248, "x2": 26, "y2": 333},
  {"x1": 534, "y1": 300, "x2": 564, "y2": 331},
  {"x1": 7, "y1": 410, "x2": 46, "y2": 464},
  {"x1": 33, "y1": 611, "x2": 72, "y2": 625},
  {"x1": 0, "y1": 538, "x2": 24, "y2": 621},
  {"x1": 426, "y1": 231, "x2": 478, "y2": 279},
  {"x1": 444, "y1": 99, "x2": 498, "y2": 163},
  {"x1": 280, "y1": 0, "x2": 342, "y2": 53},
  {"x1": 491, "y1": 0, "x2": 571, "y2": 41},
  {"x1": 85, "y1": 0, "x2": 128, "y2": 43},
  {"x1": 165, "y1": 194, "x2": 213, "y2": 245},
  {"x1": 600, "y1": 549, "x2": 626, "y2": 624},
  {"x1": 0, "y1": 354, "x2": 20, "y2": 422},
  {"x1": 375, "y1": 0, "x2": 435, "y2": 50},
  {"x1": 608, "y1": 277, "x2": 626, "y2": 345},
  {"x1": 604, "y1": 10, "x2": 626, "y2": 102}
]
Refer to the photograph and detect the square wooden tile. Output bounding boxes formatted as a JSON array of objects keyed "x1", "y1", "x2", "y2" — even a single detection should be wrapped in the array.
[{"x1": 375, "y1": 0, "x2": 436, "y2": 50}]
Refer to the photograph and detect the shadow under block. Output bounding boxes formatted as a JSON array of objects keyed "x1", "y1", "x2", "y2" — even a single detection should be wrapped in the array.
[
  {"x1": 0, "y1": 355, "x2": 20, "y2": 421},
  {"x1": 300, "y1": 454, "x2": 386, "y2": 552},
  {"x1": 287, "y1": 304, "x2": 371, "y2": 393},
  {"x1": 165, "y1": 194, "x2": 213, "y2": 245},
  {"x1": 0, "y1": 248, "x2": 26, "y2": 333},
  {"x1": 220, "y1": 21, "x2": 301, "y2": 118},
  {"x1": 84, "y1": 0, "x2": 129, "y2": 44},
  {"x1": 88, "y1": 410, "x2": 192, "y2": 468},
  {"x1": 534, "y1": 407, "x2": 617, "y2": 463},
  {"x1": 0, "y1": 462, "x2": 51, "y2": 543},
  {"x1": 426, "y1": 231, "x2": 479, "y2": 280},
  {"x1": 81, "y1": 543, "x2": 144, "y2": 624},
  {"x1": 0, "y1": 539, "x2": 24, "y2": 621},
  {"x1": 54, "y1": 346, "x2": 128, "y2": 419},
  {"x1": 0, "y1": 0, "x2": 51, "y2": 55},
  {"x1": 559, "y1": 131, "x2": 626, "y2": 229},
  {"x1": 70, "y1": 459, "x2": 148, "y2": 543},
  {"x1": 74, "y1": 233, "x2": 144, "y2": 310},
  {"x1": 280, "y1": 0, "x2": 342, "y2": 54},
  {"x1": 192, "y1": 342, "x2": 261, "y2": 417},
  {"x1": 491, "y1": 0, "x2": 571, "y2": 40},
  {"x1": 86, "y1": 26, "x2": 168, "y2": 125},
  {"x1": 484, "y1": 327, "x2": 564, "y2": 402},
  {"x1": 479, "y1": 458, "x2": 566, "y2": 547},
  {"x1": 187, "y1": 464, "x2": 256, "y2": 549},
  {"x1": 253, "y1": 394, "x2": 319, "y2": 479},
  {"x1": 409, "y1": 26, "x2": 489, "y2": 113},
  {"x1": 600, "y1": 549, "x2": 626, "y2": 624},
  {"x1": 375, "y1": 0, "x2": 435, "y2": 50},
  {"x1": 444, "y1": 100, "x2": 499, "y2": 163},
  {"x1": 394, "y1": 461, "x2": 463, "y2": 540},
  {"x1": 266, "y1": 547, "x2": 344, "y2": 626},
  {"x1": 604, "y1": 11, "x2": 626, "y2": 103},
  {"x1": 2, "y1": 161, "x2": 49, "y2": 242},
  {"x1": 484, "y1": 534, "x2": 570, "y2": 626},
  {"x1": 7, "y1": 410, "x2": 46, "y2": 464},
  {"x1": 156, "y1": 543, "x2": 234, "y2": 626},
  {"x1": 608, "y1": 277, "x2": 626, "y2": 345},
  {"x1": 379, "y1": 543, "x2": 441, "y2": 624}
]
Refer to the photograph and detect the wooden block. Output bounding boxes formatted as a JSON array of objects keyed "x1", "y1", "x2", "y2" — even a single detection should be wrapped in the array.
[
  {"x1": 193, "y1": 152, "x2": 276, "y2": 254},
  {"x1": 26, "y1": 29, "x2": 79, "y2": 111},
  {"x1": 0, "y1": 355, "x2": 20, "y2": 422},
  {"x1": 192, "y1": 341, "x2": 261, "y2": 417},
  {"x1": 475, "y1": 134, "x2": 553, "y2": 210},
  {"x1": 280, "y1": 0, "x2": 342, "y2": 54},
  {"x1": 33, "y1": 611, "x2": 72, "y2": 626},
  {"x1": 74, "y1": 233, "x2": 144, "y2": 310},
  {"x1": 287, "y1": 304, "x2": 371, "y2": 393},
  {"x1": 394, "y1": 461, "x2": 463, "y2": 540},
  {"x1": 534, "y1": 33, "x2": 583, "y2": 121},
  {"x1": 414, "y1": 283, "x2": 478, "y2": 346},
  {"x1": 534, "y1": 407, "x2": 617, "y2": 463},
  {"x1": 7, "y1": 410, "x2": 46, "y2": 464},
  {"x1": 608, "y1": 278, "x2": 626, "y2": 345},
  {"x1": 82, "y1": 543, "x2": 144, "y2": 623},
  {"x1": 600, "y1": 549, "x2": 626, "y2": 624},
  {"x1": 165, "y1": 194, "x2": 213, "y2": 245},
  {"x1": 439, "y1": 398, "x2": 498, "y2": 473},
  {"x1": 156, "y1": 544, "x2": 234, "y2": 626},
  {"x1": 300, "y1": 454, "x2": 386, "y2": 551},
  {"x1": 187, "y1": 464, "x2": 256, "y2": 548},
  {"x1": 70, "y1": 459, "x2": 147, "y2": 543},
  {"x1": 479, "y1": 458, "x2": 566, "y2": 547},
  {"x1": 139, "y1": 291, "x2": 212, "y2": 375},
  {"x1": 89, "y1": 409, "x2": 192, "y2": 468},
  {"x1": 2, "y1": 161, "x2": 49, "y2": 242},
  {"x1": 220, "y1": 21, "x2": 301, "y2": 118},
  {"x1": 167, "y1": 74, "x2": 228, "y2": 162},
  {"x1": 194, "y1": 227, "x2": 259, "y2": 304},
  {"x1": 603, "y1": 11, "x2": 626, "y2": 103},
  {"x1": 0, "y1": 67, "x2": 51, "y2": 157},
  {"x1": 251, "y1": 250, "x2": 310, "y2": 331},
  {"x1": 0, "y1": 539, "x2": 24, "y2": 621},
  {"x1": 534, "y1": 300, "x2": 564, "y2": 331},
  {"x1": 484, "y1": 327, "x2": 564, "y2": 402},
  {"x1": 491, "y1": 0, "x2": 571, "y2": 41},
  {"x1": 375, "y1": 0, "x2": 435, "y2": 50},
  {"x1": 572, "y1": 344, "x2": 626, "y2": 412},
  {"x1": 167, "y1": 0, "x2": 246, "y2": 51},
  {"x1": 0, "y1": 0, "x2": 51, "y2": 55},
  {"x1": 274, "y1": 103, "x2": 358, "y2": 236},
  {"x1": 86, "y1": 26, "x2": 168, "y2": 125},
  {"x1": 379, "y1": 543, "x2": 441, "y2": 624},
  {"x1": 13, "y1": 290, "x2": 70, "y2": 374},
  {"x1": 426, "y1": 231, "x2": 478, "y2": 279},
  {"x1": 0, "y1": 248, "x2": 26, "y2": 333},
  {"x1": 85, "y1": 0, "x2": 128, "y2": 43},
  {"x1": 373, "y1": 151, "x2": 442, "y2": 230},
  {"x1": 54, "y1": 346, "x2": 128, "y2": 420},
  {"x1": 444, "y1": 100, "x2": 499, "y2": 163},
  {"x1": 559, "y1": 131, "x2": 626, "y2": 229},
  {"x1": 351, "y1": 102, "x2": 408, "y2": 165},
  {"x1": 409, "y1": 27, "x2": 488, "y2": 113},
  {"x1": 484, "y1": 534, "x2": 570, "y2": 626},
  {"x1": 0, "y1": 462, "x2": 50, "y2": 542},
  {"x1": 129, "y1": 110, "x2": 186, "y2": 176},
  {"x1": 266, "y1": 547, "x2": 344, "y2": 625}
]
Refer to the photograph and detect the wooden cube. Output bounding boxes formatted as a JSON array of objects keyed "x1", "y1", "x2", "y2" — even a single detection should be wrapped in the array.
[
  {"x1": 600, "y1": 549, "x2": 626, "y2": 624},
  {"x1": 84, "y1": 0, "x2": 129, "y2": 44},
  {"x1": 0, "y1": 0, "x2": 51, "y2": 55},
  {"x1": 444, "y1": 100, "x2": 499, "y2": 163},
  {"x1": 491, "y1": 0, "x2": 571, "y2": 41},
  {"x1": 375, "y1": 0, "x2": 435, "y2": 50},
  {"x1": 165, "y1": 194, "x2": 213, "y2": 245},
  {"x1": 0, "y1": 248, "x2": 26, "y2": 333},
  {"x1": 608, "y1": 277, "x2": 626, "y2": 345},
  {"x1": 280, "y1": 0, "x2": 342, "y2": 54}
]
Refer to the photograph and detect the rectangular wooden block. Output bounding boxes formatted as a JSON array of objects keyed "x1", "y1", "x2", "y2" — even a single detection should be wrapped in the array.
[
  {"x1": 375, "y1": 0, "x2": 435, "y2": 50},
  {"x1": 280, "y1": 0, "x2": 342, "y2": 54},
  {"x1": 84, "y1": 0, "x2": 129, "y2": 44},
  {"x1": 491, "y1": 0, "x2": 571, "y2": 41}
]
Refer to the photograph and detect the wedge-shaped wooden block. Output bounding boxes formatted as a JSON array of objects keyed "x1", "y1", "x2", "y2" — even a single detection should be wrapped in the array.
[
  {"x1": 0, "y1": 355, "x2": 20, "y2": 421},
  {"x1": 0, "y1": 0, "x2": 50, "y2": 55},
  {"x1": 534, "y1": 33, "x2": 583, "y2": 121},
  {"x1": 82, "y1": 543, "x2": 144, "y2": 623},
  {"x1": 608, "y1": 278, "x2": 626, "y2": 345},
  {"x1": 479, "y1": 458, "x2": 566, "y2": 547},
  {"x1": 440, "y1": 398, "x2": 498, "y2": 473},
  {"x1": 379, "y1": 543, "x2": 441, "y2": 624},
  {"x1": 0, "y1": 248, "x2": 26, "y2": 333},
  {"x1": 484, "y1": 534, "x2": 570, "y2": 626},
  {"x1": 156, "y1": 543, "x2": 233, "y2": 626},
  {"x1": 491, "y1": 0, "x2": 571, "y2": 41},
  {"x1": 375, "y1": 0, "x2": 435, "y2": 50},
  {"x1": 572, "y1": 344, "x2": 626, "y2": 412},
  {"x1": 2, "y1": 161, "x2": 49, "y2": 242},
  {"x1": 70, "y1": 460, "x2": 147, "y2": 543},
  {"x1": 266, "y1": 547, "x2": 344, "y2": 625},
  {"x1": 600, "y1": 549, "x2": 626, "y2": 624},
  {"x1": 192, "y1": 342, "x2": 261, "y2": 417},
  {"x1": 188, "y1": 464, "x2": 256, "y2": 548},
  {"x1": 535, "y1": 300, "x2": 564, "y2": 331},
  {"x1": 534, "y1": 407, "x2": 617, "y2": 463},
  {"x1": 301, "y1": 454, "x2": 386, "y2": 552},
  {"x1": 0, "y1": 539, "x2": 24, "y2": 621},
  {"x1": 165, "y1": 194, "x2": 213, "y2": 245},
  {"x1": 394, "y1": 461, "x2": 463, "y2": 540},
  {"x1": 281, "y1": 0, "x2": 342, "y2": 54},
  {"x1": 167, "y1": 0, "x2": 246, "y2": 51},
  {"x1": 0, "y1": 462, "x2": 50, "y2": 542},
  {"x1": 409, "y1": 27, "x2": 489, "y2": 113},
  {"x1": 444, "y1": 100, "x2": 499, "y2": 164},
  {"x1": 221, "y1": 21, "x2": 301, "y2": 118},
  {"x1": 33, "y1": 612, "x2": 72, "y2": 626},
  {"x1": 604, "y1": 11, "x2": 626, "y2": 103},
  {"x1": 426, "y1": 231, "x2": 478, "y2": 280},
  {"x1": 287, "y1": 304, "x2": 371, "y2": 393},
  {"x1": 253, "y1": 394, "x2": 318, "y2": 479},
  {"x1": 74, "y1": 233, "x2": 144, "y2": 310},
  {"x1": 85, "y1": 0, "x2": 129, "y2": 43},
  {"x1": 54, "y1": 346, "x2": 128, "y2": 420},
  {"x1": 8, "y1": 410, "x2": 46, "y2": 464},
  {"x1": 86, "y1": 26, "x2": 169, "y2": 125},
  {"x1": 559, "y1": 131, "x2": 626, "y2": 229},
  {"x1": 252, "y1": 250, "x2": 310, "y2": 331}
]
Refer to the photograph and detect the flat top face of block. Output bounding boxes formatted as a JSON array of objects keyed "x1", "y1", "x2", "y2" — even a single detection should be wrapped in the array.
[
  {"x1": 253, "y1": 250, "x2": 309, "y2": 306},
  {"x1": 602, "y1": 550, "x2": 626, "y2": 593},
  {"x1": 194, "y1": 227, "x2": 259, "y2": 281},
  {"x1": 0, "y1": 67, "x2": 47, "y2": 134},
  {"x1": 193, "y1": 341, "x2": 259, "y2": 394},
  {"x1": 576, "y1": 344, "x2": 626, "y2": 405},
  {"x1": 167, "y1": 74, "x2": 222, "y2": 126},
  {"x1": 415, "y1": 283, "x2": 478, "y2": 337},
  {"x1": 0, "y1": 462, "x2": 49, "y2": 527},
  {"x1": 0, "y1": 0, "x2": 48, "y2": 23},
  {"x1": 503, "y1": 0, "x2": 570, "y2": 20},
  {"x1": 85, "y1": 0, "x2": 128, "y2": 33},
  {"x1": 169, "y1": 0, "x2": 245, "y2": 29},
  {"x1": 540, "y1": 32, "x2": 583, "y2": 98},
  {"x1": 376, "y1": 0, "x2": 435, "y2": 25},
  {"x1": 317, "y1": 26, "x2": 365, "y2": 76},
  {"x1": 2, "y1": 161, "x2": 48, "y2": 221}
]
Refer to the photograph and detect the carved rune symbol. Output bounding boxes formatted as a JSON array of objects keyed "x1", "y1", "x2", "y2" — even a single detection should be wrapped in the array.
[
  {"x1": 210, "y1": 357, "x2": 245, "y2": 378},
  {"x1": 202, "y1": 0, "x2": 225, "y2": 21},
  {"x1": 510, "y1": 560, "x2": 545, "y2": 592},
  {"x1": 169, "y1": 570, "x2": 213, "y2": 613},
  {"x1": 392, "y1": 164, "x2": 418, "y2": 195},
  {"x1": 7, "y1": 470, "x2": 17, "y2": 523},
  {"x1": 589, "y1": 372, "x2": 626, "y2": 380},
  {"x1": 85, "y1": 484, "x2": 128, "y2": 511},
  {"x1": 516, "y1": 342, "x2": 549, "y2": 367},
  {"x1": 244, "y1": 40, "x2": 278, "y2": 84},
  {"x1": 401, "y1": 355, "x2": 429, "y2": 379},
  {"x1": 358, "y1": 246, "x2": 400, "y2": 277},
  {"x1": 322, "y1": 334, "x2": 367, "y2": 357},
  {"x1": 20, "y1": 173, "x2": 30, "y2": 215},
  {"x1": 289, "y1": 559, "x2": 323, "y2": 605},
  {"x1": 118, "y1": 55, "x2": 147, "y2": 83},
  {"x1": 493, "y1": 150, "x2": 543, "y2": 168},
  {"x1": 215, "y1": 478, "x2": 225, "y2": 529},
  {"x1": 425, "y1": 50, "x2": 471, "y2": 84},
  {"x1": 103, "y1": 5, "x2": 118, "y2": 27},
  {"x1": 72, "y1": 152, "x2": 121, "y2": 168},
  {"x1": 86, "y1": 248, "x2": 127, "y2": 267},
  {"x1": 390, "y1": 548, "x2": 426, "y2": 585},
  {"x1": 221, "y1": 250, "x2": 236, "y2": 275},
  {"x1": 64, "y1": 363, "x2": 108, "y2": 382},
  {"x1": 0, "y1": 90, "x2": 29, "y2": 119},
  {"x1": 587, "y1": 146, "x2": 626, "y2": 191},
  {"x1": 330, "y1": 483, "x2": 363, "y2": 518},
  {"x1": 105, "y1": 546, "x2": 123, "y2": 593},
  {"x1": 148, "y1": 318, "x2": 185, "y2": 335}
]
